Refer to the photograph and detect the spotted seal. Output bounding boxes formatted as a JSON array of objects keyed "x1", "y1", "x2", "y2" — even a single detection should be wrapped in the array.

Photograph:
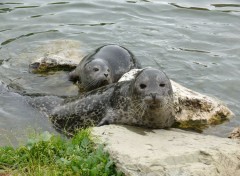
[
  {"x1": 51, "y1": 68, "x2": 175, "y2": 131},
  {"x1": 69, "y1": 44, "x2": 141, "y2": 91}
]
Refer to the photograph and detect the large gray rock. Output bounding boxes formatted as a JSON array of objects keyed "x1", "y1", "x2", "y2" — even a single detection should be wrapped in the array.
[{"x1": 92, "y1": 125, "x2": 240, "y2": 176}]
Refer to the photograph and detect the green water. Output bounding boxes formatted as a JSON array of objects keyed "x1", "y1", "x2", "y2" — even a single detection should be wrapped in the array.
[{"x1": 0, "y1": 0, "x2": 240, "y2": 145}]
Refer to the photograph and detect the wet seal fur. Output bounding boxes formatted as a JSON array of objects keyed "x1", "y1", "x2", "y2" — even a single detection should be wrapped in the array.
[
  {"x1": 52, "y1": 68, "x2": 175, "y2": 131},
  {"x1": 69, "y1": 44, "x2": 141, "y2": 91}
]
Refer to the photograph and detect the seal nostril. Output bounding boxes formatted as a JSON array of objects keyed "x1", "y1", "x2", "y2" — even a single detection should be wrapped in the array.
[
  {"x1": 140, "y1": 84, "x2": 147, "y2": 89},
  {"x1": 151, "y1": 93, "x2": 157, "y2": 100},
  {"x1": 104, "y1": 73, "x2": 108, "y2": 77},
  {"x1": 159, "y1": 83, "x2": 165, "y2": 87}
]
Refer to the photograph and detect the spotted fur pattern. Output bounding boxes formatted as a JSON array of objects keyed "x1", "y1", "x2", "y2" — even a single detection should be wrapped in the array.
[{"x1": 51, "y1": 68, "x2": 175, "y2": 131}]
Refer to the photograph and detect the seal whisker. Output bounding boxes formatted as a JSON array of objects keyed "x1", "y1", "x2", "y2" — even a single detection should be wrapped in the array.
[
  {"x1": 137, "y1": 102, "x2": 146, "y2": 120},
  {"x1": 132, "y1": 101, "x2": 146, "y2": 119}
]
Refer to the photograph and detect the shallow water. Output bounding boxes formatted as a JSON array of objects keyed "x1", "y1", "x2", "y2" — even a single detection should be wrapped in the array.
[{"x1": 0, "y1": 0, "x2": 240, "y2": 146}]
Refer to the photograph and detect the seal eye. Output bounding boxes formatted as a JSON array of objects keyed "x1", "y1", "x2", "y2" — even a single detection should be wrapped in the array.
[
  {"x1": 93, "y1": 68, "x2": 99, "y2": 72},
  {"x1": 107, "y1": 69, "x2": 110, "y2": 72},
  {"x1": 140, "y1": 84, "x2": 147, "y2": 89},
  {"x1": 159, "y1": 83, "x2": 165, "y2": 87}
]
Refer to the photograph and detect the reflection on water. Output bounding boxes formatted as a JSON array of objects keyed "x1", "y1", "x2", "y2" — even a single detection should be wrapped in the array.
[{"x1": 0, "y1": 0, "x2": 240, "y2": 145}]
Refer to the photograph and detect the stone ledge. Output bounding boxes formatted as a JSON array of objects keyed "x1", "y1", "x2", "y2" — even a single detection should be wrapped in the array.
[{"x1": 92, "y1": 125, "x2": 240, "y2": 176}]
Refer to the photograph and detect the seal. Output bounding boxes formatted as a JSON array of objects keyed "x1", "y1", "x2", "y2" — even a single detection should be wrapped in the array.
[
  {"x1": 51, "y1": 68, "x2": 175, "y2": 131},
  {"x1": 69, "y1": 44, "x2": 141, "y2": 91}
]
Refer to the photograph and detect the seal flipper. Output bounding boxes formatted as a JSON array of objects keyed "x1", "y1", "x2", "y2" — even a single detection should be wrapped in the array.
[
  {"x1": 97, "y1": 119, "x2": 109, "y2": 126},
  {"x1": 27, "y1": 96, "x2": 64, "y2": 116},
  {"x1": 97, "y1": 108, "x2": 117, "y2": 127},
  {"x1": 50, "y1": 86, "x2": 115, "y2": 131}
]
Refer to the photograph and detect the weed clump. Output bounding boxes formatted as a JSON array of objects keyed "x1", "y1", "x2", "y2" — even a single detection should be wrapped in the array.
[{"x1": 0, "y1": 129, "x2": 122, "y2": 176}]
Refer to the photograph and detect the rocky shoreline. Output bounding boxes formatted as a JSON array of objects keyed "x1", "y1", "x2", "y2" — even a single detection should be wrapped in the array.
[
  {"x1": 28, "y1": 40, "x2": 239, "y2": 176},
  {"x1": 92, "y1": 125, "x2": 240, "y2": 176}
]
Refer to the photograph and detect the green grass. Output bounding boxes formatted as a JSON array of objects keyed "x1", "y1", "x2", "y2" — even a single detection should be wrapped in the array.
[{"x1": 0, "y1": 129, "x2": 123, "y2": 176}]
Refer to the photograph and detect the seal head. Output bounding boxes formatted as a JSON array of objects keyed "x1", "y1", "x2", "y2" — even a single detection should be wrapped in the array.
[
  {"x1": 99, "y1": 68, "x2": 175, "y2": 128},
  {"x1": 80, "y1": 59, "x2": 112, "y2": 90},
  {"x1": 128, "y1": 68, "x2": 174, "y2": 128},
  {"x1": 132, "y1": 68, "x2": 173, "y2": 110}
]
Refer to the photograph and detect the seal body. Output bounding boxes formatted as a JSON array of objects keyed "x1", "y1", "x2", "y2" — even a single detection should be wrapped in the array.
[
  {"x1": 52, "y1": 68, "x2": 175, "y2": 131},
  {"x1": 69, "y1": 44, "x2": 141, "y2": 91}
]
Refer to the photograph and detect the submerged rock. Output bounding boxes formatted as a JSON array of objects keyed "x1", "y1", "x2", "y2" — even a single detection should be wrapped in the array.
[
  {"x1": 92, "y1": 125, "x2": 240, "y2": 176},
  {"x1": 29, "y1": 40, "x2": 83, "y2": 74},
  {"x1": 29, "y1": 55, "x2": 78, "y2": 74}
]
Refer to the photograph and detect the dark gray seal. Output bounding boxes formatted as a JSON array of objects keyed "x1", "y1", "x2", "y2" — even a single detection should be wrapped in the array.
[
  {"x1": 69, "y1": 44, "x2": 141, "y2": 91},
  {"x1": 51, "y1": 68, "x2": 175, "y2": 131}
]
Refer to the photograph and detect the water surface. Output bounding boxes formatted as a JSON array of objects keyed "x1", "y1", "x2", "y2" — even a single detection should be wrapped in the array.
[{"x1": 0, "y1": 0, "x2": 240, "y2": 145}]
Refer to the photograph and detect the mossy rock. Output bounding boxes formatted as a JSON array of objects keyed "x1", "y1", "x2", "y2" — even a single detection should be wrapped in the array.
[{"x1": 29, "y1": 55, "x2": 78, "y2": 74}]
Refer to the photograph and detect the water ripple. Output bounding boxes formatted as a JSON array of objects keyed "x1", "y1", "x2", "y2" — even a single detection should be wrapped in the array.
[
  {"x1": 178, "y1": 48, "x2": 211, "y2": 54},
  {"x1": 0, "y1": 29, "x2": 11, "y2": 32},
  {"x1": 14, "y1": 5, "x2": 39, "y2": 9},
  {"x1": 169, "y1": 3, "x2": 210, "y2": 11},
  {"x1": 169, "y1": 2, "x2": 240, "y2": 13},
  {"x1": 68, "y1": 22, "x2": 115, "y2": 27},
  {"x1": 0, "y1": 3, "x2": 39, "y2": 13},
  {"x1": 48, "y1": 2, "x2": 70, "y2": 5},
  {"x1": 0, "y1": 2, "x2": 23, "y2": 5},
  {"x1": 30, "y1": 15, "x2": 43, "y2": 18},
  {"x1": 0, "y1": 7, "x2": 13, "y2": 13},
  {"x1": 1, "y1": 30, "x2": 58, "y2": 46},
  {"x1": 212, "y1": 4, "x2": 240, "y2": 8}
]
